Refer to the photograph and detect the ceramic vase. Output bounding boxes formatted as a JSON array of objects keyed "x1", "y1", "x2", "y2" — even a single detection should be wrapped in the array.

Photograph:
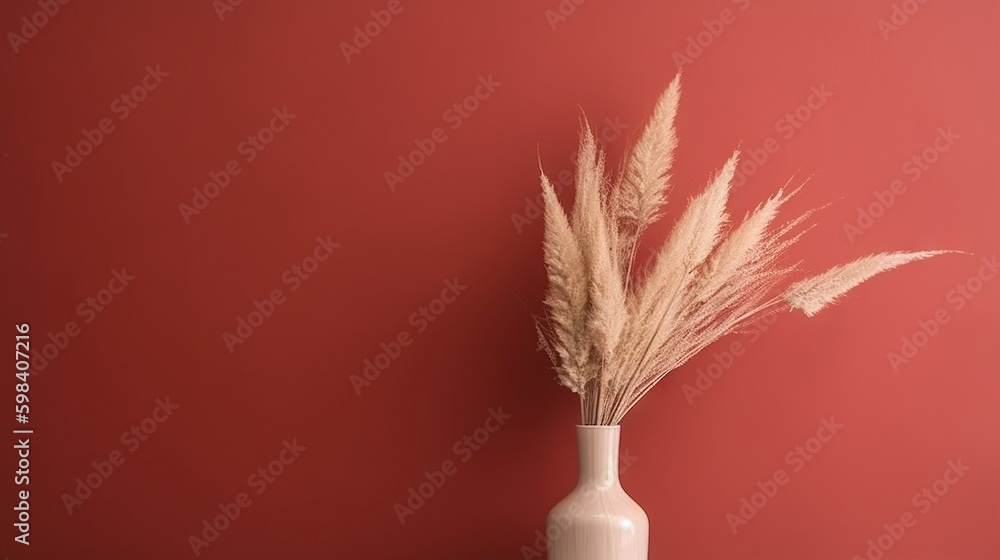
[{"x1": 547, "y1": 425, "x2": 648, "y2": 560}]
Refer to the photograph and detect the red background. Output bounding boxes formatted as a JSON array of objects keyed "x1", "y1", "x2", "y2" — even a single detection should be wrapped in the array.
[{"x1": 2, "y1": 1, "x2": 998, "y2": 558}]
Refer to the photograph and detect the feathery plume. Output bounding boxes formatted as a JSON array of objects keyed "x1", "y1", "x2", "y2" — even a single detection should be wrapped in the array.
[
  {"x1": 615, "y1": 73, "x2": 682, "y2": 234},
  {"x1": 533, "y1": 75, "x2": 953, "y2": 424},
  {"x1": 784, "y1": 251, "x2": 950, "y2": 316},
  {"x1": 540, "y1": 170, "x2": 591, "y2": 393}
]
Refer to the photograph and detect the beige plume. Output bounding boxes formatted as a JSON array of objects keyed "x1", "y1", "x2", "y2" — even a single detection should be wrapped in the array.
[{"x1": 535, "y1": 75, "x2": 953, "y2": 424}]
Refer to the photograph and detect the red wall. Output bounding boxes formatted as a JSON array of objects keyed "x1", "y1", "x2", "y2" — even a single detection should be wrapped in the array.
[{"x1": 2, "y1": 1, "x2": 998, "y2": 558}]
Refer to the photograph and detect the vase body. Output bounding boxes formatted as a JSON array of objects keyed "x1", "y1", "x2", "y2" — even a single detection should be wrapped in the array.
[{"x1": 547, "y1": 425, "x2": 648, "y2": 560}]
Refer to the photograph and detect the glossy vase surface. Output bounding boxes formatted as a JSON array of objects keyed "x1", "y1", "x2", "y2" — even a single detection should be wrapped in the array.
[{"x1": 547, "y1": 425, "x2": 649, "y2": 560}]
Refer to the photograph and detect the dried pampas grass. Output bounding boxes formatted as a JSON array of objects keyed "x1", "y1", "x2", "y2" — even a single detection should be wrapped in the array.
[{"x1": 535, "y1": 74, "x2": 953, "y2": 425}]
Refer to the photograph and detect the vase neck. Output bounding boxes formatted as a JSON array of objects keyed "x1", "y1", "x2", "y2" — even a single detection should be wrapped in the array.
[{"x1": 576, "y1": 425, "x2": 621, "y2": 488}]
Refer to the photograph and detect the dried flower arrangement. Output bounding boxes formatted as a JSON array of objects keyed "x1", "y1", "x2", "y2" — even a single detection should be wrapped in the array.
[{"x1": 535, "y1": 74, "x2": 948, "y2": 425}]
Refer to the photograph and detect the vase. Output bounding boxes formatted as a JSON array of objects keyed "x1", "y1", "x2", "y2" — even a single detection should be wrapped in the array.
[{"x1": 547, "y1": 425, "x2": 649, "y2": 560}]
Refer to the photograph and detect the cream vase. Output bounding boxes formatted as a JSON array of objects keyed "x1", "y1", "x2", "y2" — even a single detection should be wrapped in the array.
[{"x1": 547, "y1": 425, "x2": 649, "y2": 560}]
